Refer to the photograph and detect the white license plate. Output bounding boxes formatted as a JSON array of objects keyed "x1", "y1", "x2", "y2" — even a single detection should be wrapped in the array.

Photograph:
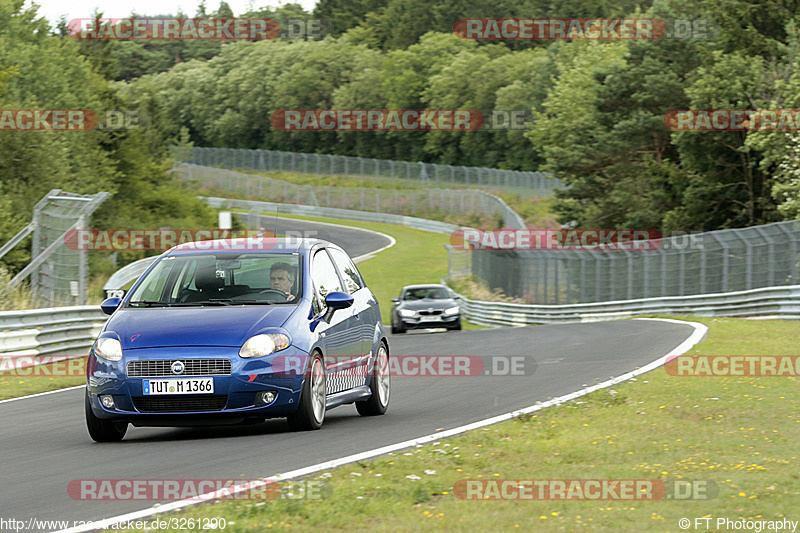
[
  {"x1": 420, "y1": 315, "x2": 441, "y2": 322},
  {"x1": 143, "y1": 378, "x2": 214, "y2": 395}
]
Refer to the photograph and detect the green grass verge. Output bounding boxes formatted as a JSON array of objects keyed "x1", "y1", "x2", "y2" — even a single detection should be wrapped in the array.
[
  {"x1": 238, "y1": 169, "x2": 425, "y2": 191},
  {"x1": 0, "y1": 362, "x2": 84, "y2": 401},
  {"x1": 115, "y1": 316, "x2": 799, "y2": 531}
]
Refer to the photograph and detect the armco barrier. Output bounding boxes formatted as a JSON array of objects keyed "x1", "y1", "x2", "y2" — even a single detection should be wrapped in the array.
[
  {"x1": 4, "y1": 207, "x2": 797, "y2": 362},
  {"x1": 176, "y1": 163, "x2": 527, "y2": 229},
  {"x1": 201, "y1": 196, "x2": 466, "y2": 233},
  {"x1": 0, "y1": 306, "x2": 107, "y2": 357},
  {"x1": 452, "y1": 284, "x2": 800, "y2": 326}
]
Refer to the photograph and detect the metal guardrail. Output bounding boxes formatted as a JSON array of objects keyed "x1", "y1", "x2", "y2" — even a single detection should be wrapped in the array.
[
  {"x1": 0, "y1": 306, "x2": 107, "y2": 356},
  {"x1": 176, "y1": 163, "x2": 525, "y2": 228},
  {"x1": 2, "y1": 283, "x2": 796, "y2": 359},
  {"x1": 2, "y1": 204, "x2": 797, "y2": 363},
  {"x1": 449, "y1": 284, "x2": 800, "y2": 326},
  {"x1": 202, "y1": 196, "x2": 464, "y2": 234}
]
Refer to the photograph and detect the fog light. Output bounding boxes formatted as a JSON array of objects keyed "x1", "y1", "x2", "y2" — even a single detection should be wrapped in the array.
[
  {"x1": 100, "y1": 395, "x2": 115, "y2": 409},
  {"x1": 256, "y1": 391, "x2": 277, "y2": 406}
]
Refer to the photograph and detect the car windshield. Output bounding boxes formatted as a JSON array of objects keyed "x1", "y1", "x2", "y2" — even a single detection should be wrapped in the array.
[
  {"x1": 404, "y1": 287, "x2": 449, "y2": 300},
  {"x1": 128, "y1": 254, "x2": 301, "y2": 306}
]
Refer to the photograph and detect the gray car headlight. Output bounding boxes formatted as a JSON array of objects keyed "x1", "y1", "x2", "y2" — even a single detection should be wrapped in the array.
[
  {"x1": 399, "y1": 309, "x2": 416, "y2": 318},
  {"x1": 445, "y1": 306, "x2": 460, "y2": 315},
  {"x1": 239, "y1": 333, "x2": 291, "y2": 358},
  {"x1": 93, "y1": 337, "x2": 122, "y2": 361}
]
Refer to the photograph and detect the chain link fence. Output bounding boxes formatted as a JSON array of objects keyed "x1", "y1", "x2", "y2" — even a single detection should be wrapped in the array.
[
  {"x1": 172, "y1": 146, "x2": 563, "y2": 197},
  {"x1": 176, "y1": 164, "x2": 318, "y2": 205},
  {"x1": 1, "y1": 190, "x2": 109, "y2": 308},
  {"x1": 175, "y1": 164, "x2": 525, "y2": 229},
  {"x1": 447, "y1": 220, "x2": 800, "y2": 305}
]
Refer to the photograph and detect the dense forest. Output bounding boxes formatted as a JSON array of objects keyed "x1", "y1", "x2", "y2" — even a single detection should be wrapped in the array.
[{"x1": 2, "y1": 0, "x2": 800, "y2": 276}]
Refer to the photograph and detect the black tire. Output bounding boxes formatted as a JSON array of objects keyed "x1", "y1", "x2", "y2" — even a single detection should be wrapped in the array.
[
  {"x1": 287, "y1": 352, "x2": 326, "y2": 431},
  {"x1": 391, "y1": 314, "x2": 406, "y2": 334},
  {"x1": 449, "y1": 318, "x2": 462, "y2": 331},
  {"x1": 356, "y1": 342, "x2": 390, "y2": 416},
  {"x1": 85, "y1": 393, "x2": 127, "y2": 442}
]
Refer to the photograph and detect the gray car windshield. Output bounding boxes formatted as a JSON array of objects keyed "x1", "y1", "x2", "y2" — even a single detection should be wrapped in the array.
[
  {"x1": 128, "y1": 254, "x2": 301, "y2": 306},
  {"x1": 404, "y1": 287, "x2": 449, "y2": 300}
]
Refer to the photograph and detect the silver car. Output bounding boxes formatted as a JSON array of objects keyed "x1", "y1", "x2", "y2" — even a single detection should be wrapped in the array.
[{"x1": 390, "y1": 284, "x2": 461, "y2": 333}]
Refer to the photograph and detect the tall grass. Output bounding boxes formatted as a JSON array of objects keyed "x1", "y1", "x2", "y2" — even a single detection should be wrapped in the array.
[{"x1": 0, "y1": 266, "x2": 32, "y2": 310}]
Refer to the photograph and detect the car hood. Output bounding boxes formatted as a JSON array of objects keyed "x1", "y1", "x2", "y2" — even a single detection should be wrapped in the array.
[
  {"x1": 399, "y1": 299, "x2": 458, "y2": 310},
  {"x1": 105, "y1": 306, "x2": 297, "y2": 349}
]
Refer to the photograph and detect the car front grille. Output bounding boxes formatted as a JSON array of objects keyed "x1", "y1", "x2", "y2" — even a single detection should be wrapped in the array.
[
  {"x1": 133, "y1": 395, "x2": 228, "y2": 412},
  {"x1": 418, "y1": 310, "x2": 444, "y2": 316},
  {"x1": 127, "y1": 359, "x2": 232, "y2": 377}
]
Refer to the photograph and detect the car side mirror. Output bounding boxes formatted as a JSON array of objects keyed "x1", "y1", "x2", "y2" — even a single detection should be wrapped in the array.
[
  {"x1": 454, "y1": 295, "x2": 461, "y2": 300},
  {"x1": 391, "y1": 297, "x2": 399, "y2": 303},
  {"x1": 101, "y1": 297, "x2": 122, "y2": 315},
  {"x1": 323, "y1": 291, "x2": 353, "y2": 322}
]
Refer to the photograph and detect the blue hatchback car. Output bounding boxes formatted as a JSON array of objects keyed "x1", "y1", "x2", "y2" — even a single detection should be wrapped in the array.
[{"x1": 85, "y1": 238, "x2": 390, "y2": 442}]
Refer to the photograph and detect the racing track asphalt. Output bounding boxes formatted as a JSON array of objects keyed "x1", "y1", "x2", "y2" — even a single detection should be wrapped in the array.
[
  {"x1": 265, "y1": 216, "x2": 393, "y2": 260},
  {"x1": 0, "y1": 217, "x2": 699, "y2": 529}
]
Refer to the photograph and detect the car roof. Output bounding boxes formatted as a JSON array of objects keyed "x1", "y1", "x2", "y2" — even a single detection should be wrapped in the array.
[{"x1": 166, "y1": 237, "x2": 333, "y2": 256}]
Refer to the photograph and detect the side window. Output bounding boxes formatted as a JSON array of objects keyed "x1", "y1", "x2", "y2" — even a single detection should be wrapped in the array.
[
  {"x1": 328, "y1": 248, "x2": 363, "y2": 294},
  {"x1": 311, "y1": 250, "x2": 343, "y2": 307}
]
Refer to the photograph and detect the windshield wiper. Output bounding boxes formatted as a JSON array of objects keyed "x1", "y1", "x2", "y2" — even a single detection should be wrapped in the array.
[
  {"x1": 177, "y1": 299, "x2": 231, "y2": 306},
  {"x1": 129, "y1": 299, "x2": 274, "y2": 307},
  {"x1": 207, "y1": 299, "x2": 275, "y2": 305},
  {"x1": 128, "y1": 300, "x2": 173, "y2": 307},
  {"x1": 129, "y1": 300, "x2": 230, "y2": 307}
]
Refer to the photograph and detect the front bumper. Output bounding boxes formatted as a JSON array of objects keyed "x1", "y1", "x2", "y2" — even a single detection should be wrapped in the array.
[
  {"x1": 86, "y1": 346, "x2": 310, "y2": 425},
  {"x1": 399, "y1": 313, "x2": 460, "y2": 329}
]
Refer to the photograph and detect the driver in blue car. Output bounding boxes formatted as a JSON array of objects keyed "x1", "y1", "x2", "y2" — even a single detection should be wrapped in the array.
[{"x1": 270, "y1": 261, "x2": 296, "y2": 301}]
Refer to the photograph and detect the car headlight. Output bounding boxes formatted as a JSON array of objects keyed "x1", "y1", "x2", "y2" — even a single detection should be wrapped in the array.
[
  {"x1": 239, "y1": 333, "x2": 291, "y2": 358},
  {"x1": 445, "y1": 306, "x2": 460, "y2": 315},
  {"x1": 93, "y1": 337, "x2": 122, "y2": 361},
  {"x1": 399, "y1": 309, "x2": 416, "y2": 318}
]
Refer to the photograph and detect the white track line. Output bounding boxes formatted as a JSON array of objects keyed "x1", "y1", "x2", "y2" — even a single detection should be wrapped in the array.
[
  {"x1": 272, "y1": 214, "x2": 397, "y2": 263},
  {"x1": 0, "y1": 385, "x2": 85, "y2": 405},
  {"x1": 55, "y1": 318, "x2": 707, "y2": 533}
]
